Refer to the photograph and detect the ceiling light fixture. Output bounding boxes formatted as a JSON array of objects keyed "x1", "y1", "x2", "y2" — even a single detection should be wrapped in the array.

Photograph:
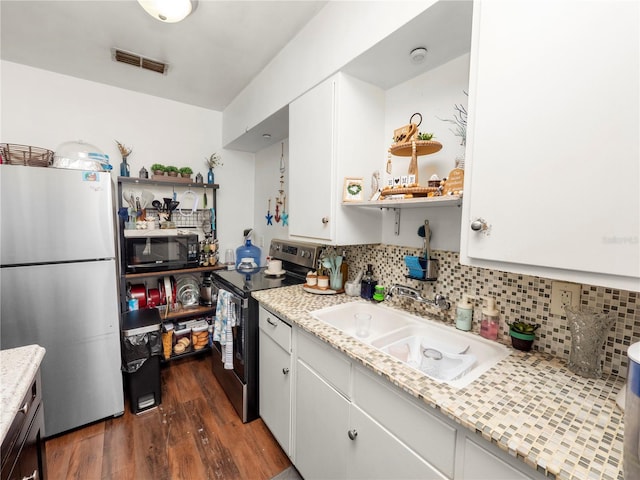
[
  {"x1": 410, "y1": 47, "x2": 428, "y2": 64},
  {"x1": 138, "y1": 0, "x2": 193, "y2": 23},
  {"x1": 262, "y1": 133, "x2": 272, "y2": 139}
]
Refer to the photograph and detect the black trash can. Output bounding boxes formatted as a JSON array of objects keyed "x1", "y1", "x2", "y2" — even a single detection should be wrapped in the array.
[{"x1": 121, "y1": 308, "x2": 163, "y2": 414}]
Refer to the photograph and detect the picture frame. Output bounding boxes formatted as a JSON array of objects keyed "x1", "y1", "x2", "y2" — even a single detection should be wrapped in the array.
[{"x1": 343, "y1": 177, "x2": 364, "y2": 202}]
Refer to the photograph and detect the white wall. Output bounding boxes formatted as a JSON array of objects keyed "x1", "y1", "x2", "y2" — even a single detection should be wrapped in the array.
[
  {"x1": 381, "y1": 53, "x2": 470, "y2": 252},
  {"x1": 252, "y1": 139, "x2": 289, "y2": 265},
  {"x1": 0, "y1": 60, "x2": 254, "y2": 253},
  {"x1": 223, "y1": 1, "x2": 435, "y2": 146}
]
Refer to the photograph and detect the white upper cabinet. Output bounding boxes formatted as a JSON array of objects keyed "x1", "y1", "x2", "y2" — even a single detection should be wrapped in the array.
[
  {"x1": 289, "y1": 72, "x2": 385, "y2": 245},
  {"x1": 461, "y1": 1, "x2": 639, "y2": 290}
]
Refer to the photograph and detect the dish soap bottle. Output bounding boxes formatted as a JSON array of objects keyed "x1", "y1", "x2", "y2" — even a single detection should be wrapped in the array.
[
  {"x1": 456, "y1": 294, "x2": 474, "y2": 331},
  {"x1": 480, "y1": 297, "x2": 500, "y2": 340},
  {"x1": 360, "y1": 264, "x2": 377, "y2": 300}
]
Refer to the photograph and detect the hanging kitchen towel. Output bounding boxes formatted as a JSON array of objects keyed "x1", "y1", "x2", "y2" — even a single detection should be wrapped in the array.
[{"x1": 214, "y1": 289, "x2": 237, "y2": 370}]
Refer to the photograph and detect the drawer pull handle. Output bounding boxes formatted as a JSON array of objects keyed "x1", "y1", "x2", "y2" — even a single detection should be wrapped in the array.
[
  {"x1": 22, "y1": 470, "x2": 38, "y2": 480},
  {"x1": 282, "y1": 368, "x2": 290, "y2": 375},
  {"x1": 18, "y1": 402, "x2": 29, "y2": 415},
  {"x1": 347, "y1": 429, "x2": 358, "y2": 440},
  {"x1": 266, "y1": 318, "x2": 278, "y2": 327},
  {"x1": 321, "y1": 217, "x2": 329, "y2": 224}
]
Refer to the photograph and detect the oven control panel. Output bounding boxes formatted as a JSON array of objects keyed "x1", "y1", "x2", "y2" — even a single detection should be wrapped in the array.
[{"x1": 269, "y1": 239, "x2": 320, "y2": 270}]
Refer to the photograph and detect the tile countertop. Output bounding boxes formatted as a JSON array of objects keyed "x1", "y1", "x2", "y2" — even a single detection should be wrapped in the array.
[
  {"x1": 0, "y1": 345, "x2": 46, "y2": 443},
  {"x1": 253, "y1": 285, "x2": 626, "y2": 480}
]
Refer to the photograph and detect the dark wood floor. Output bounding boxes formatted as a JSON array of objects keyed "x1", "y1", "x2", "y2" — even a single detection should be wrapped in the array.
[{"x1": 44, "y1": 353, "x2": 291, "y2": 480}]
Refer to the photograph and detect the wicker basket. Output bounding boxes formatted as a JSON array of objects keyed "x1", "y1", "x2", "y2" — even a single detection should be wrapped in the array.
[
  {"x1": 1, "y1": 143, "x2": 54, "y2": 167},
  {"x1": 380, "y1": 186, "x2": 439, "y2": 198}
]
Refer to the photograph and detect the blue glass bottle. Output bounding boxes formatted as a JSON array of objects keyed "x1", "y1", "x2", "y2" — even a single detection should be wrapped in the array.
[
  {"x1": 208, "y1": 168, "x2": 214, "y2": 184},
  {"x1": 120, "y1": 156, "x2": 130, "y2": 177}
]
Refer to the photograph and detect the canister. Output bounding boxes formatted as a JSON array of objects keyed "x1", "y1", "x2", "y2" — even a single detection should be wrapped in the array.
[{"x1": 624, "y1": 341, "x2": 640, "y2": 479}]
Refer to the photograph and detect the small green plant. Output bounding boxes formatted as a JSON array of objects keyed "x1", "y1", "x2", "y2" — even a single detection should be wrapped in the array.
[
  {"x1": 179, "y1": 167, "x2": 193, "y2": 175},
  {"x1": 417, "y1": 132, "x2": 435, "y2": 141},
  {"x1": 150, "y1": 163, "x2": 165, "y2": 172},
  {"x1": 165, "y1": 165, "x2": 179, "y2": 173},
  {"x1": 507, "y1": 321, "x2": 540, "y2": 335}
]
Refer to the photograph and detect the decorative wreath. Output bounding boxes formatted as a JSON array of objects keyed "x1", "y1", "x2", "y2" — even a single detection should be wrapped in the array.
[{"x1": 347, "y1": 183, "x2": 362, "y2": 196}]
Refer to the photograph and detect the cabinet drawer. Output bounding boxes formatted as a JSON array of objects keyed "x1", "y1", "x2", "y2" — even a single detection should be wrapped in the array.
[
  {"x1": 259, "y1": 306, "x2": 291, "y2": 352},
  {"x1": 462, "y1": 437, "x2": 533, "y2": 479},
  {"x1": 296, "y1": 329, "x2": 351, "y2": 398},
  {"x1": 353, "y1": 367, "x2": 456, "y2": 479}
]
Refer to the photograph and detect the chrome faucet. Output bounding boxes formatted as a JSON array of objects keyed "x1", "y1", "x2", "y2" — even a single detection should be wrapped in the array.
[{"x1": 385, "y1": 284, "x2": 451, "y2": 310}]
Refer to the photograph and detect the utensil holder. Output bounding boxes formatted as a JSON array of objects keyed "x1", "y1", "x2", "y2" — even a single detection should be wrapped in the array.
[{"x1": 404, "y1": 256, "x2": 438, "y2": 281}]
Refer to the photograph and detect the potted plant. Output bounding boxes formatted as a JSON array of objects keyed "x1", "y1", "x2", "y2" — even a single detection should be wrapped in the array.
[
  {"x1": 151, "y1": 163, "x2": 165, "y2": 176},
  {"x1": 179, "y1": 166, "x2": 193, "y2": 179},
  {"x1": 165, "y1": 165, "x2": 179, "y2": 177},
  {"x1": 507, "y1": 321, "x2": 540, "y2": 352}
]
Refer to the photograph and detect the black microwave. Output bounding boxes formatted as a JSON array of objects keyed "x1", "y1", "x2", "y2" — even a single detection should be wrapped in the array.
[{"x1": 123, "y1": 232, "x2": 199, "y2": 273}]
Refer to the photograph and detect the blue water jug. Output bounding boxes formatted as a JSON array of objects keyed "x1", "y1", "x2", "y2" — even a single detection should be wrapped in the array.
[{"x1": 235, "y1": 229, "x2": 261, "y2": 271}]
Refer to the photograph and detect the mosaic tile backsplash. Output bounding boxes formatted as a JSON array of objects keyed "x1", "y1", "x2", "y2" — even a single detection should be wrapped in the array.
[{"x1": 340, "y1": 244, "x2": 639, "y2": 379}]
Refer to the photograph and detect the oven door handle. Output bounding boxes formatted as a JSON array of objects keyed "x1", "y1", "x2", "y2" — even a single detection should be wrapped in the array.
[{"x1": 212, "y1": 283, "x2": 248, "y2": 309}]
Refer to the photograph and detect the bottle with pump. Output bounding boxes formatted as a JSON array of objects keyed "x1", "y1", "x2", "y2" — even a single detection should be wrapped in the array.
[
  {"x1": 480, "y1": 297, "x2": 500, "y2": 340},
  {"x1": 360, "y1": 264, "x2": 377, "y2": 300},
  {"x1": 456, "y1": 294, "x2": 474, "y2": 331}
]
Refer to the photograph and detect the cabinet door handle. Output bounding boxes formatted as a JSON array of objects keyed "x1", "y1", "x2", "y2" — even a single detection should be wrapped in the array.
[
  {"x1": 470, "y1": 219, "x2": 486, "y2": 231},
  {"x1": 321, "y1": 217, "x2": 329, "y2": 224},
  {"x1": 282, "y1": 367, "x2": 290, "y2": 375},
  {"x1": 347, "y1": 429, "x2": 358, "y2": 440},
  {"x1": 18, "y1": 402, "x2": 29, "y2": 415},
  {"x1": 22, "y1": 470, "x2": 38, "y2": 480},
  {"x1": 266, "y1": 318, "x2": 278, "y2": 327}
]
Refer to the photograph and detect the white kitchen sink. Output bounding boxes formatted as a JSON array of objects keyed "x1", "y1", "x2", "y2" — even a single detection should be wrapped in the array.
[
  {"x1": 310, "y1": 302, "x2": 412, "y2": 343},
  {"x1": 310, "y1": 302, "x2": 511, "y2": 388}
]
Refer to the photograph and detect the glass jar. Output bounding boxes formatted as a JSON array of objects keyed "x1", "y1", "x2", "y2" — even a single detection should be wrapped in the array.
[{"x1": 565, "y1": 306, "x2": 616, "y2": 378}]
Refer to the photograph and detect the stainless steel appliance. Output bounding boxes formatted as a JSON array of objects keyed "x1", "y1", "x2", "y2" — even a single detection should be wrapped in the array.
[
  {"x1": 0, "y1": 166, "x2": 124, "y2": 437},
  {"x1": 211, "y1": 239, "x2": 321, "y2": 422},
  {"x1": 123, "y1": 230, "x2": 199, "y2": 273}
]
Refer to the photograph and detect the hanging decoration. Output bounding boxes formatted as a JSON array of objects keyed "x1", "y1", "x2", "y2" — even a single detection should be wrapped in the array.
[
  {"x1": 266, "y1": 142, "x2": 288, "y2": 227},
  {"x1": 275, "y1": 174, "x2": 285, "y2": 223},
  {"x1": 265, "y1": 198, "x2": 273, "y2": 225},
  {"x1": 281, "y1": 195, "x2": 289, "y2": 226},
  {"x1": 279, "y1": 142, "x2": 286, "y2": 173}
]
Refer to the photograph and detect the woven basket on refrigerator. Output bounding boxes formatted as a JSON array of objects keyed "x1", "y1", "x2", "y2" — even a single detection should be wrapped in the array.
[{"x1": 1, "y1": 143, "x2": 54, "y2": 167}]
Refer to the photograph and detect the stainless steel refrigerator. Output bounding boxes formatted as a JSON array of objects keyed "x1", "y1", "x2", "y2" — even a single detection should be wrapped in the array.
[{"x1": 0, "y1": 166, "x2": 124, "y2": 437}]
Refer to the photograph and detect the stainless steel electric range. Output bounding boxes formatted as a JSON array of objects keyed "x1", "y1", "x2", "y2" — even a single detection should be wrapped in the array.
[{"x1": 210, "y1": 239, "x2": 322, "y2": 422}]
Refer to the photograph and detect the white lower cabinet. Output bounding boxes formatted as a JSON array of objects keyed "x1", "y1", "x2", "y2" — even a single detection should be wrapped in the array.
[
  {"x1": 258, "y1": 307, "x2": 293, "y2": 456},
  {"x1": 353, "y1": 368, "x2": 455, "y2": 479},
  {"x1": 347, "y1": 405, "x2": 446, "y2": 480},
  {"x1": 258, "y1": 309, "x2": 541, "y2": 480},
  {"x1": 295, "y1": 360, "x2": 350, "y2": 479},
  {"x1": 294, "y1": 329, "x2": 448, "y2": 480}
]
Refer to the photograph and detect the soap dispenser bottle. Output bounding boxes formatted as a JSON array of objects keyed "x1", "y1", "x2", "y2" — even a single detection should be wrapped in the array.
[
  {"x1": 360, "y1": 264, "x2": 377, "y2": 300},
  {"x1": 456, "y1": 294, "x2": 474, "y2": 331},
  {"x1": 480, "y1": 297, "x2": 500, "y2": 340}
]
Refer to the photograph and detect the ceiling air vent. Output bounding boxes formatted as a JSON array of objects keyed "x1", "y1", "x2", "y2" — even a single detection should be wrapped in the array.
[{"x1": 112, "y1": 48, "x2": 168, "y2": 75}]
